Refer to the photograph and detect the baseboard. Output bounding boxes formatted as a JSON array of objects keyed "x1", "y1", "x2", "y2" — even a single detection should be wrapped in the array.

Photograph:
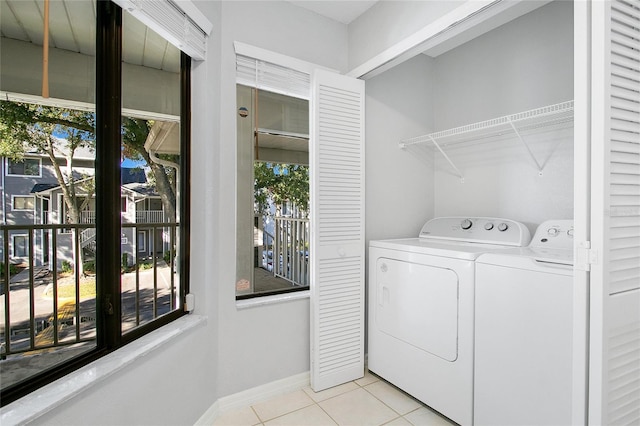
[{"x1": 194, "y1": 371, "x2": 310, "y2": 425}]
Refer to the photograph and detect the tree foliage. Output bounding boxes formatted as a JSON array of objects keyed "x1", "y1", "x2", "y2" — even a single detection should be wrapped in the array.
[
  {"x1": 0, "y1": 100, "x2": 177, "y2": 222},
  {"x1": 254, "y1": 162, "x2": 309, "y2": 217}
]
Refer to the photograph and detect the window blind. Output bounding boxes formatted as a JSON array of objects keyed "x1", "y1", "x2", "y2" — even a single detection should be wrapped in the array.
[
  {"x1": 236, "y1": 54, "x2": 311, "y2": 100},
  {"x1": 113, "y1": 0, "x2": 209, "y2": 60}
]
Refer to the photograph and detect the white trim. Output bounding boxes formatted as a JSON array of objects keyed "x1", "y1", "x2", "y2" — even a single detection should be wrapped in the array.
[
  {"x1": 589, "y1": 1, "x2": 611, "y2": 423},
  {"x1": 5, "y1": 157, "x2": 41, "y2": 178},
  {"x1": 195, "y1": 371, "x2": 310, "y2": 425},
  {"x1": 347, "y1": 0, "x2": 551, "y2": 80},
  {"x1": 347, "y1": 1, "x2": 496, "y2": 79},
  {"x1": 137, "y1": 230, "x2": 147, "y2": 253},
  {"x1": 0, "y1": 315, "x2": 206, "y2": 426},
  {"x1": 236, "y1": 290, "x2": 310, "y2": 310},
  {"x1": 572, "y1": 2, "x2": 590, "y2": 424},
  {"x1": 11, "y1": 234, "x2": 29, "y2": 258},
  {"x1": 11, "y1": 195, "x2": 35, "y2": 212}
]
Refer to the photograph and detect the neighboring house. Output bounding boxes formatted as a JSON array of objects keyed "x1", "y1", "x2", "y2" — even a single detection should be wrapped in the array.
[
  {"x1": 0, "y1": 146, "x2": 94, "y2": 266},
  {"x1": 1, "y1": 148, "x2": 170, "y2": 268}
]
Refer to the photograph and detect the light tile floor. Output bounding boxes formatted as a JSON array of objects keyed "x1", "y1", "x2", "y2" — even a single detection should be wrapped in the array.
[{"x1": 212, "y1": 371, "x2": 457, "y2": 426}]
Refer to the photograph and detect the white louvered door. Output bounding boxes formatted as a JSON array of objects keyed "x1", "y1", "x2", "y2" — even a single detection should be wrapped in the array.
[
  {"x1": 589, "y1": 1, "x2": 640, "y2": 424},
  {"x1": 310, "y1": 69, "x2": 365, "y2": 391}
]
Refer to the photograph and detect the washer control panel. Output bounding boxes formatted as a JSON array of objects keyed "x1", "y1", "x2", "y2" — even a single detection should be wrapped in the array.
[
  {"x1": 419, "y1": 217, "x2": 531, "y2": 246},
  {"x1": 530, "y1": 220, "x2": 574, "y2": 250}
]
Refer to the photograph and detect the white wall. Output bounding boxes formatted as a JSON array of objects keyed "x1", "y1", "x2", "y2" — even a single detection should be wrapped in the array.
[
  {"x1": 365, "y1": 54, "x2": 436, "y2": 243},
  {"x1": 364, "y1": 1, "x2": 574, "y2": 238},
  {"x1": 216, "y1": 1, "x2": 348, "y2": 398},
  {"x1": 431, "y1": 0, "x2": 574, "y2": 231}
]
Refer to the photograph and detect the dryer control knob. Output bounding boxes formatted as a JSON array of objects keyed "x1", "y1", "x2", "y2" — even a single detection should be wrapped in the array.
[
  {"x1": 461, "y1": 219, "x2": 473, "y2": 230},
  {"x1": 484, "y1": 223, "x2": 494, "y2": 231},
  {"x1": 548, "y1": 228, "x2": 559, "y2": 236},
  {"x1": 498, "y1": 223, "x2": 509, "y2": 232}
]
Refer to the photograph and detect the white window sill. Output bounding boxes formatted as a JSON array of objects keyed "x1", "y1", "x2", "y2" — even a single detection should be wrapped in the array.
[
  {"x1": 0, "y1": 314, "x2": 206, "y2": 426},
  {"x1": 236, "y1": 290, "x2": 310, "y2": 310}
]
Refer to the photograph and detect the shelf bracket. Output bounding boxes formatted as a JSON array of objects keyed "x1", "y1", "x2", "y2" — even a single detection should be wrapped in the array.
[
  {"x1": 507, "y1": 118, "x2": 544, "y2": 175},
  {"x1": 429, "y1": 136, "x2": 464, "y2": 182}
]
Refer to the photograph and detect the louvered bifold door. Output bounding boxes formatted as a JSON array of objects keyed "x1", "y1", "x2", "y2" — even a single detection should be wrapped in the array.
[
  {"x1": 310, "y1": 70, "x2": 365, "y2": 391},
  {"x1": 589, "y1": 1, "x2": 640, "y2": 424}
]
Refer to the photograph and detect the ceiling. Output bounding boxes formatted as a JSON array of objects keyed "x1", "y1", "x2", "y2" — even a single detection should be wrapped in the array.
[
  {"x1": 0, "y1": 0, "x2": 376, "y2": 75},
  {"x1": 0, "y1": 0, "x2": 181, "y2": 73},
  {"x1": 287, "y1": 1, "x2": 378, "y2": 24}
]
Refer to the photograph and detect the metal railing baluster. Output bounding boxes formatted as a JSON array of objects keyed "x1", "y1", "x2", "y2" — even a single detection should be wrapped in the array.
[
  {"x1": 152, "y1": 226, "x2": 157, "y2": 319},
  {"x1": 28, "y1": 230, "x2": 35, "y2": 349},
  {"x1": 52, "y1": 229, "x2": 59, "y2": 346},
  {"x1": 3, "y1": 228, "x2": 11, "y2": 356}
]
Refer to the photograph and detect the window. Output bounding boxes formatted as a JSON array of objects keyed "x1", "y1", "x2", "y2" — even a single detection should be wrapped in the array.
[
  {"x1": 0, "y1": 0, "x2": 198, "y2": 406},
  {"x1": 235, "y1": 60, "x2": 311, "y2": 299},
  {"x1": 12, "y1": 235, "x2": 28, "y2": 257},
  {"x1": 6, "y1": 158, "x2": 41, "y2": 176},
  {"x1": 12, "y1": 196, "x2": 35, "y2": 211},
  {"x1": 138, "y1": 231, "x2": 147, "y2": 252}
]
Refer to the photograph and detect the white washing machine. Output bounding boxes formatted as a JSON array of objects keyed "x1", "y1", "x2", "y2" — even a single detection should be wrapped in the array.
[
  {"x1": 474, "y1": 220, "x2": 574, "y2": 426},
  {"x1": 368, "y1": 217, "x2": 531, "y2": 426}
]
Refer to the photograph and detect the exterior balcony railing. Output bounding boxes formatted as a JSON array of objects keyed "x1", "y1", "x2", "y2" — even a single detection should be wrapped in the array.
[
  {"x1": 0, "y1": 222, "x2": 178, "y2": 364},
  {"x1": 78, "y1": 210, "x2": 165, "y2": 224},
  {"x1": 273, "y1": 217, "x2": 309, "y2": 287}
]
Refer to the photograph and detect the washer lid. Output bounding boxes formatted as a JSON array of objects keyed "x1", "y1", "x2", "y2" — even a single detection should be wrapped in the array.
[{"x1": 476, "y1": 246, "x2": 574, "y2": 271}]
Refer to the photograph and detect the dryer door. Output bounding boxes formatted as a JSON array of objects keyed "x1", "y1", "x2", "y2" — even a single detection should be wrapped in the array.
[{"x1": 375, "y1": 257, "x2": 459, "y2": 361}]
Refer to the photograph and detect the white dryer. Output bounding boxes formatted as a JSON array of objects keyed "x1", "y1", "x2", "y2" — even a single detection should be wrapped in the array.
[
  {"x1": 368, "y1": 217, "x2": 531, "y2": 426},
  {"x1": 474, "y1": 220, "x2": 574, "y2": 426}
]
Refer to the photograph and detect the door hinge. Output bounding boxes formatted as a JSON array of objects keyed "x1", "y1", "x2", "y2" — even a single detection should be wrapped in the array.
[{"x1": 576, "y1": 241, "x2": 597, "y2": 272}]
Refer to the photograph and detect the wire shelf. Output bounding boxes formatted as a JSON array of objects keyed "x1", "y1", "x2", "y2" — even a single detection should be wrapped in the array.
[{"x1": 399, "y1": 100, "x2": 574, "y2": 180}]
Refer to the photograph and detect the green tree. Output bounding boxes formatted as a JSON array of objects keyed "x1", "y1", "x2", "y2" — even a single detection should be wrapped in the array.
[
  {"x1": 0, "y1": 101, "x2": 177, "y2": 222},
  {"x1": 254, "y1": 162, "x2": 309, "y2": 218},
  {"x1": 1, "y1": 101, "x2": 96, "y2": 274},
  {"x1": 0, "y1": 102, "x2": 96, "y2": 223},
  {"x1": 121, "y1": 118, "x2": 177, "y2": 222}
]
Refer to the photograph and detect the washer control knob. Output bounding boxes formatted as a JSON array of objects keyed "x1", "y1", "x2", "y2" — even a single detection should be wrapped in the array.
[
  {"x1": 567, "y1": 228, "x2": 574, "y2": 237},
  {"x1": 461, "y1": 219, "x2": 473, "y2": 230},
  {"x1": 484, "y1": 223, "x2": 494, "y2": 231},
  {"x1": 548, "y1": 227, "x2": 559, "y2": 236},
  {"x1": 498, "y1": 223, "x2": 509, "y2": 232}
]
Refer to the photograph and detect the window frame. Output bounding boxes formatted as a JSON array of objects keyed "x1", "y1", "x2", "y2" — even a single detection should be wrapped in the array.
[
  {"x1": 11, "y1": 195, "x2": 35, "y2": 211},
  {"x1": 11, "y1": 234, "x2": 29, "y2": 258},
  {"x1": 6, "y1": 157, "x2": 42, "y2": 177},
  {"x1": 138, "y1": 230, "x2": 147, "y2": 252},
  {"x1": 0, "y1": 1, "x2": 192, "y2": 406}
]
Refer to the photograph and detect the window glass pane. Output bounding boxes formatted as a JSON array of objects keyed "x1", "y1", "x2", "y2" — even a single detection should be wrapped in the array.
[
  {"x1": 7, "y1": 158, "x2": 40, "y2": 176},
  {"x1": 13, "y1": 197, "x2": 35, "y2": 211},
  {"x1": 120, "y1": 11, "x2": 181, "y2": 333},
  {"x1": 0, "y1": 0, "x2": 97, "y2": 391},
  {"x1": 236, "y1": 86, "x2": 310, "y2": 298}
]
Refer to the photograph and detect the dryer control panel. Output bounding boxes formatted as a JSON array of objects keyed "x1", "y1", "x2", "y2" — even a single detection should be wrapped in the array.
[{"x1": 419, "y1": 217, "x2": 531, "y2": 247}]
